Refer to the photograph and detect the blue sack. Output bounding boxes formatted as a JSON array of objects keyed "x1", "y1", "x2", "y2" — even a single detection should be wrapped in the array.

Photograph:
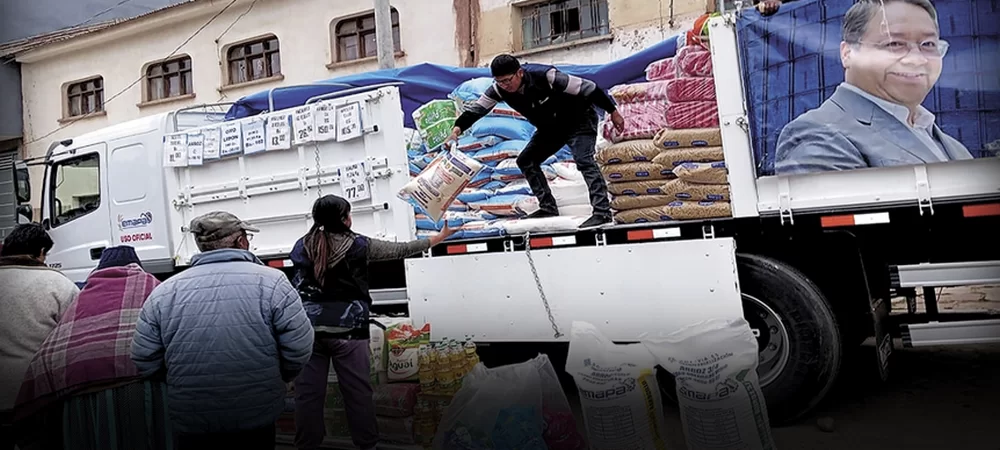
[{"x1": 469, "y1": 117, "x2": 536, "y2": 141}]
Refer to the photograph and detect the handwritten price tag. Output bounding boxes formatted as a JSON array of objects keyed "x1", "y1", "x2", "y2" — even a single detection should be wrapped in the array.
[
  {"x1": 313, "y1": 101, "x2": 337, "y2": 142},
  {"x1": 163, "y1": 133, "x2": 188, "y2": 167},
  {"x1": 265, "y1": 113, "x2": 292, "y2": 151},
  {"x1": 292, "y1": 106, "x2": 316, "y2": 146},
  {"x1": 336, "y1": 102, "x2": 363, "y2": 142},
  {"x1": 340, "y1": 162, "x2": 371, "y2": 203}
]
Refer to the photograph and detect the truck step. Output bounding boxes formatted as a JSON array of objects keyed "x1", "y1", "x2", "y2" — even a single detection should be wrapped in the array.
[{"x1": 901, "y1": 319, "x2": 1000, "y2": 348}]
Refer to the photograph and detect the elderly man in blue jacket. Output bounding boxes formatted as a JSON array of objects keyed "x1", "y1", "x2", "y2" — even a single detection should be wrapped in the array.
[{"x1": 131, "y1": 211, "x2": 314, "y2": 450}]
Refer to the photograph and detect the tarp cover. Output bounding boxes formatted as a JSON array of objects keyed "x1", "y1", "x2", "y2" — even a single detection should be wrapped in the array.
[{"x1": 224, "y1": 35, "x2": 682, "y2": 128}]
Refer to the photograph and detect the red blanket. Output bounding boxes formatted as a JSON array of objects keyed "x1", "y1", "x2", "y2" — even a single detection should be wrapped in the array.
[{"x1": 15, "y1": 264, "x2": 159, "y2": 418}]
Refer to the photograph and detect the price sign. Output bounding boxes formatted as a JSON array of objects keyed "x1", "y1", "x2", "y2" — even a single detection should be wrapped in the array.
[
  {"x1": 266, "y1": 113, "x2": 292, "y2": 151},
  {"x1": 292, "y1": 106, "x2": 316, "y2": 146},
  {"x1": 163, "y1": 133, "x2": 188, "y2": 167},
  {"x1": 202, "y1": 126, "x2": 221, "y2": 160},
  {"x1": 220, "y1": 122, "x2": 243, "y2": 158},
  {"x1": 187, "y1": 132, "x2": 205, "y2": 166},
  {"x1": 242, "y1": 117, "x2": 267, "y2": 155},
  {"x1": 313, "y1": 101, "x2": 337, "y2": 142},
  {"x1": 336, "y1": 102, "x2": 363, "y2": 142},
  {"x1": 340, "y1": 162, "x2": 371, "y2": 203}
]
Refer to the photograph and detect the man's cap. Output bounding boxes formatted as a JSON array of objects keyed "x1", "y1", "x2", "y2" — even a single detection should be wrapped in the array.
[{"x1": 189, "y1": 211, "x2": 259, "y2": 243}]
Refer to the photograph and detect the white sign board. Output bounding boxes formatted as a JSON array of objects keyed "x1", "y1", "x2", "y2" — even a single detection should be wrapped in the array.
[
  {"x1": 292, "y1": 106, "x2": 316, "y2": 146},
  {"x1": 202, "y1": 126, "x2": 221, "y2": 160},
  {"x1": 242, "y1": 117, "x2": 267, "y2": 155},
  {"x1": 186, "y1": 132, "x2": 205, "y2": 166},
  {"x1": 340, "y1": 162, "x2": 371, "y2": 203},
  {"x1": 220, "y1": 122, "x2": 243, "y2": 158},
  {"x1": 336, "y1": 102, "x2": 363, "y2": 142},
  {"x1": 266, "y1": 113, "x2": 292, "y2": 151},
  {"x1": 313, "y1": 101, "x2": 337, "y2": 142},
  {"x1": 163, "y1": 133, "x2": 188, "y2": 167}
]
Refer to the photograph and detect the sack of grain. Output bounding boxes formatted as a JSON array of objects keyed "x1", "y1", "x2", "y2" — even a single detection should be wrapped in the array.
[
  {"x1": 595, "y1": 140, "x2": 663, "y2": 165},
  {"x1": 567, "y1": 321, "x2": 668, "y2": 450},
  {"x1": 413, "y1": 99, "x2": 458, "y2": 131},
  {"x1": 399, "y1": 149, "x2": 484, "y2": 223},
  {"x1": 645, "y1": 57, "x2": 677, "y2": 81},
  {"x1": 674, "y1": 161, "x2": 728, "y2": 184},
  {"x1": 473, "y1": 140, "x2": 527, "y2": 163},
  {"x1": 614, "y1": 200, "x2": 732, "y2": 223},
  {"x1": 455, "y1": 135, "x2": 504, "y2": 153},
  {"x1": 611, "y1": 195, "x2": 676, "y2": 211},
  {"x1": 609, "y1": 80, "x2": 671, "y2": 103},
  {"x1": 601, "y1": 161, "x2": 674, "y2": 182},
  {"x1": 644, "y1": 318, "x2": 776, "y2": 450},
  {"x1": 467, "y1": 194, "x2": 538, "y2": 217},
  {"x1": 666, "y1": 101, "x2": 720, "y2": 130},
  {"x1": 386, "y1": 323, "x2": 431, "y2": 383},
  {"x1": 666, "y1": 77, "x2": 717, "y2": 103},
  {"x1": 652, "y1": 146, "x2": 725, "y2": 167},
  {"x1": 653, "y1": 127, "x2": 722, "y2": 148},
  {"x1": 660, "y1": 179, "x2": 730, "y2": 201},
  {"x1": 607, "y1": 180, "x2": 667, "y2": 196}
]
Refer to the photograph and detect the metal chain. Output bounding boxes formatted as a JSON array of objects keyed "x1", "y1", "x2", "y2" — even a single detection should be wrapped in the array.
[
  {"x1": 523, "y1": 231, "x2": 563, "y2": 339},
  {"x1": 313, "y1": 143, "x2": 323, "y2": 197}
]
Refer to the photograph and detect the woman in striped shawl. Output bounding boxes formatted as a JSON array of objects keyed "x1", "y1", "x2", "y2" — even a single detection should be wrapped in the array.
[{"x1": 13, "y1": 246, "x2": 172, "y2": 450}]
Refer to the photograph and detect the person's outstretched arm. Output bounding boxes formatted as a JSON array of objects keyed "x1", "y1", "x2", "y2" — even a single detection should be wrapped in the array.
[{"x1": 367, "y1": 226, "x2": 456, "y2": 262}]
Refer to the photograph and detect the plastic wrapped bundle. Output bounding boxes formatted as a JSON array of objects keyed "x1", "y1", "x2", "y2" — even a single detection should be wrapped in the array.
[
  {"x1": 609, "y1": 81, "x2": 671, "y2": 104},
  {"x1": 614, "y1": 200, "x2": 732, "y2": 223},
  {"x1": 595, "y1": 140, "x2": 663, "y2": 165},
  {"x1": 413, "y1": 99, "x2": 458, "y2": 131},
  {"x1": 665, "y1": 101, "x2": 719, "y2": 130},
  {"x1": 600, "y1": 162, "x2": 675, "y2": 182},
  {"x1": 601, "y1": 101, "x2": 670, "y2": 143},
  {"x1": 651, "y1": 146, "x2": 725, "y2": 167},
  {"x1": 645, "y1": 57, "x2": 677, "y2": 81},
  {"x1": 666, "y1": 77, "x2": 717, "y2": 103},
  {"x1": 676, "y1": 44, "x2": 713, "y2": 77}
]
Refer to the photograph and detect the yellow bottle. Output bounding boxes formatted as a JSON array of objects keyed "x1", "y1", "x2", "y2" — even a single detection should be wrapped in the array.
[
  {"x1": 417, "y1": 344, "x2": 436, "y2": 394},
  {"x1": 463, "y1": 337, "x2": 480, "y2": 372},
  {"x1": 434, "y1": 343, "x2": 455, "y2": 395},
  {"x1": 449, "y1": 340, "x2": 466, "y2": 390}
]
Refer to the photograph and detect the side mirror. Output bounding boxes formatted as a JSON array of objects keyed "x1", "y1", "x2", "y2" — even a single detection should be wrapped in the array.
[
  {"x1": 41, "y1": 218, "x2": 51, "y2": 230},
  {"x1": 16, "y1": 205, "x2": 33, "y2": 223}
]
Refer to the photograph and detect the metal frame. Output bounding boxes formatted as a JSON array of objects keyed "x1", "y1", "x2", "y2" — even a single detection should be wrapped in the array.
[
  {"x1": 901, "y1": 319, "x2": 1000, "y2": 347},
  {"x1": 304, "y1": 82, "x2": 404, "y2": 105},
  {"x1": 894, "y1": 260, "x2": 1000, "y2": 288},
  {"x1": 266, "y1": 83, "x2": 352, "y2": 112}
]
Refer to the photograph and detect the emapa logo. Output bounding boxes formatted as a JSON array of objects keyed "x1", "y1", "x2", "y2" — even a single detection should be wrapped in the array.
[{"x1": 118, "y1": 212, "x2": 153, "y2": 231}]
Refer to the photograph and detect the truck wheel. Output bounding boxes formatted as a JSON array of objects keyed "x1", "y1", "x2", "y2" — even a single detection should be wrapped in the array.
[{"x1": 738, "y1": 253, "x2": 842, "y2": 425}]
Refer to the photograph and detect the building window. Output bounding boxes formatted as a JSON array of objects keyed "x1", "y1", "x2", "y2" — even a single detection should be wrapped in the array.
[
  {"x1": 520, "y1": 0, "x2": 609, "y2": 50},
  {"x1": 334, "y1": 9, "x2": 400, "y2": 62},
  {"x1": 227, "y1": 35, "x2": 281, "y2": 85},
  {"x1": 146, "y1": 56, "x2": 193, "y2": 101},
  {"x1": 66, "y1": 77, "x2": 104, "y2": 118}
]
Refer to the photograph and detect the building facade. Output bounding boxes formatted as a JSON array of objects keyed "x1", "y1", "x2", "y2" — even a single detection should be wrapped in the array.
[{"x1": 7, "y1": 0, "x2": 710, "y2": 211}]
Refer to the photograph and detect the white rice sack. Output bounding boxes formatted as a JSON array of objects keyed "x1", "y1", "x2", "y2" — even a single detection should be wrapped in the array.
[
  {"x1": 551, "y1": 161, "x2": 584, "y2": 182},
  {"x1": 398, "y1": 149, "x2": 484, "y2": 223},
  {"x1": 502, "y1": 216, "x2": 587, "y2": 234},
  {"x1": 567, "y1": 321, "x2": 669, "y2": 450},
  {"x1": 644, "y1": 318, "x2": 776, "y2": 450},
  {"x1": 467, "y1": 194, "x2": 538, "y2": 217},
  {"x1": 559, "y1": 204, "x2": 593, "y2": 217},
  {"x1": 369, "y1": 322, "x2": 386, "y2": 375},
  {"x1": 549, "y1": 177, "x2": 589, "y2": 208}
]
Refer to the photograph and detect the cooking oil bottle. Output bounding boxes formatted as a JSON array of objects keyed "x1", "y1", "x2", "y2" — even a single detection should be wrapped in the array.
[
  {"x1": 449, "y1": 339, "x2": 466, "y2": 389},
  {"x1": 417, "y1": 344, "x2": 436, "y2": 394},
  {"x1": 463, "y1": 336, "x2": 480, "y2": 371},
  {"x1": 434, "y1": 342, "x2": 455, "y2": 395}
]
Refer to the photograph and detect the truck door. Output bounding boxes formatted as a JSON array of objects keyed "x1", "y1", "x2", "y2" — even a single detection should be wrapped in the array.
[
  {"x1": 0, "y1": 149, "x2": 15, "y2": 239},
  {"x1": 43, "y1": 143, "x2": 112, "y2": 282}
]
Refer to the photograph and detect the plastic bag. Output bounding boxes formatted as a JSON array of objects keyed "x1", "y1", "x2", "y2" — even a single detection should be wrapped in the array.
[
  {"x1": 386, "y1": 323, "x2": 431, "y2": 382},
  {"x1": 645, "y1": 57, "x2": 678, "y2": 81},
  {"x1": 676, "y1": 44, "x2": 713, "y2": 77},
  {"x1": 567, "y1": 322, "x2": 668, "y2": 450},
  {"x1": 421, "y1": 119, "x2": 459, "y2": 151},
  {"x1": 414, "y1": 99, "x2": 459, "y2": 131},
  {"x1": 644, "y1": 318, "x2": 777, "y2": 450},
  {"x1": 665, "y1": 101, "x2": 719, "y2": 130},
  {"x1": 434, "y1": 354, "x2": 585, "y2": 450},
  {"x1": 602, "y1": 101, "x2": 670, "y2": 143},
  {"x1": 665, "y1": 77, "x2": 717, "y2": 103},
  {"x1": 609, "y1": 80, "x2": 672, "y2": 103},
  {"x1": 399, "y1": 150, "x2": 484, "y2": 223}
]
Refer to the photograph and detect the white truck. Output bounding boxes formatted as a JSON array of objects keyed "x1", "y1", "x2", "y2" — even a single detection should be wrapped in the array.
[{"x1": 26, "y1": 17, "x2": 1000, "y2": 426}]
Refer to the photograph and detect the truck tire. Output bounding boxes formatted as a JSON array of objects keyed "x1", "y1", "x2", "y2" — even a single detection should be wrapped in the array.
[
  {"x1": 737, "y1": 253, "x2": 842, "y2": 425},
  {"x1": 656, "y1": 253, "x2": 842, "y2": 426}
]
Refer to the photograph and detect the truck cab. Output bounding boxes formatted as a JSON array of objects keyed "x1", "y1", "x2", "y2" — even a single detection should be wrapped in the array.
[{"x1": 0, "y1": 151, "x2": 32, "y2": 240}]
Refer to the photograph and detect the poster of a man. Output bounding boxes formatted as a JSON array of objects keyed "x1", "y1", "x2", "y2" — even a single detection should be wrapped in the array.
[{"x1": 773, "y1": 0, "x2": 975, "y2": 176}]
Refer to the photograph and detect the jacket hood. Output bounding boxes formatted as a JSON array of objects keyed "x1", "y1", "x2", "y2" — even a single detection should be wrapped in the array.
[{"x1": 190, "y1": 248, "x2": 263, "y2": 267}]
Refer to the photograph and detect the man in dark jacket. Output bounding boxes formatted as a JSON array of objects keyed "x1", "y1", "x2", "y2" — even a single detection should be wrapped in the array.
[{"x1": 447, "y1": 54, "x2": 625, "y2": 229}]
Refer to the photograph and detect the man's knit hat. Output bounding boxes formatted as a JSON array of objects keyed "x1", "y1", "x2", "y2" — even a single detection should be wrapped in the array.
[{"x1": 96, "y1": 246, "x2": 143, "y2": 271}]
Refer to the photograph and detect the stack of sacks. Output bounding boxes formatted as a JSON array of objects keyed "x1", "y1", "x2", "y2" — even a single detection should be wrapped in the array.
[
  {"x1": 607, "y1": 128, "x2": 732, "y2": 223},
  {"x1": 664, "y1": 43, "x2": 719, "y2": 130},
  {"x1": 596, "y1": 139, "x2": 679, "y2": 222},
  {"x1": 602, "y1": 81, "x2": 672, "y2": 143}
]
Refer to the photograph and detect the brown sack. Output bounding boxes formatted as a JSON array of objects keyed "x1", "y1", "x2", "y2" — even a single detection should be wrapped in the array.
[
  {"x1": 673, "y1": 161, "x2": 728, "y2": 184},
  {"x1": 607, "y1": 180, "x2": 667, "y2": 196},
  {"x1": 601, "y1": 162, "x2": 675, "y2": 182},
  {"x1": 611, "y1": 195, "x2": 676, "y2": 211},
  {"x1": 614, "y1": 201, "x2": 732, "y2": 224},
  {"x1": 652, "y1": 128, "x2": 722, "y2": 149},
  {"x1": 652, "y1": 146, "x2": 725, "y2": 168},
  {"x1": 596, "y1": 140, "x2": 663, "y2": 165},
  {"x1": 660, "y1": 179, "x2": 730, "y2": 202}
]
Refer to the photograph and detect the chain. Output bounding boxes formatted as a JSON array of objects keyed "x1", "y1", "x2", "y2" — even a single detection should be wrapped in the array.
[
  {"x1": 523, "y1": 232, "x2": 563, "y2": 339},
  {"x1": 313, "y1": 143, "x2": 323, "y2": 197}
]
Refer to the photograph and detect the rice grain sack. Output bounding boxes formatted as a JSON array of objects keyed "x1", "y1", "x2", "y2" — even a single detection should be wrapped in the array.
[
  {"x1": 398, "y1": 150, "x2": 483, "y2": 223},
  {"x1": 386, "y1": 323, "x2": 431, "y2": 383},
  {"x1": 666, "y1": 101, "x2": 720, "y2": 130},
  {"x1": 567, "y1": 321, "x2": 668, "y2": 450},
  {"x1": 595, "y1": 140, "x2": 663, "y2": 165},
  {"x1": 653, "y1": 128, "x2": 722, "y2": 149},
  {"x1": 611, "y1": 195, "x2": 675, "y2": 211},
  {"x1": 614, "y1": 201, "x2": 732, "y2": 223},
  {"x1": 674, "y1": 161, "x2": 728, "y2": 184},
  {"x1": 601, "y1": 162, "x2": 674, "y2": 182},
  {"x1": 665, "y1": 77, "x2": 717, "y2": 103},
  {"x1": 644, "y1": 318, "x2": 776, "y2": 450},
  {"x1": 413, "y1": 99, "x2": 458, "y2": 131},
  {"x1": 660, "y1": 179, "x2": 730, "y2": 201},
  {"x1": 607, "y1": 180, "x2": 666, "y2": 196},
  {"x1": 652, "y1": 146, "x2": 725, "y2": 167}
]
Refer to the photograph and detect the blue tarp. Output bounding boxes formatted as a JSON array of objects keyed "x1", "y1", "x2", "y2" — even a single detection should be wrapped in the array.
[{"x1": 225, "y1": 34, "x2": 683, "y2": 128}]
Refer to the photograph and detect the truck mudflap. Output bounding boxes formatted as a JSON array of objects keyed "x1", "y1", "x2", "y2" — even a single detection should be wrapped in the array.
[
  {"x1": 405, "y1": 237, "x2": 744, "y2": 342},
  {"x1": 871, "y1": 295, "x2": 892, "y2": 382}
]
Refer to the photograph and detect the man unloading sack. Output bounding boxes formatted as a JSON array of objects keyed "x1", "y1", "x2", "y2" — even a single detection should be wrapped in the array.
[{"x1": 447, "y1": 54, "x2": 625, "y2": 230}]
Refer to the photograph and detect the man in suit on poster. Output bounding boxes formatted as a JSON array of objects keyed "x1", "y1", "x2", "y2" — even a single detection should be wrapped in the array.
[{"x1": 774, "y1": 0, "x2": 974, "y2": 176}]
